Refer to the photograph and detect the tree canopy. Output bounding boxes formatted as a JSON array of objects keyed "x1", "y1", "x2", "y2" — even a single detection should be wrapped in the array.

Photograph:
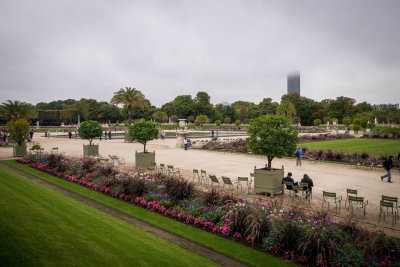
[
  {"x1": 246, "y1": 115, "x2": 298, "y2": 169},
  {"x1": 110, "y1": 87, "x2": 148, "y2": 125},
  {"x1": 129, "y1": 120, "x2": 159, "y2": 153},
  {"x1": 78, "y1": 120, "x2": 103, "y2": 145}
]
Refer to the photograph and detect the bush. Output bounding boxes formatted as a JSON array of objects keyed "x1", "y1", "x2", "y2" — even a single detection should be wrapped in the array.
[
  {"x1": 234, "y1": 120, "x2": 241, "y2": 126},
  {"x1": 163, "y1": 177, "x2": 194, "y2": 201},
  {"x1": 313, "y1": 119, "x2": 322, "y2": 126},
  {"x1": 6, "y1": 119, "x2": 30, "y2": 145},
  {"x1": 352, "y1": 118, "x2": 361, "y2": 127},
  {"x1": 343, "y1": 117, "x2": 351, "y2": 126},
  {"x1": 330, "y1": 244, "x2": 365, "y2": 267},
  {"x1": 120, "y1": 176, "x2": 146, "y2": 196},
  {"x1": 170, "y1": 115, "x2": 178, "y2": 123},
  {"x1": 194, "y1": 115, "x2": 208, "y2": 127},
  {"x1": 78, "y1": 120, "x2": 103, "y2": 145},
  {"x1": 224, "y1": 117, "x2": 231, "y2": 124},
  {"x1": 215, "y1": 120, "x2": 221, "y2": 126}
]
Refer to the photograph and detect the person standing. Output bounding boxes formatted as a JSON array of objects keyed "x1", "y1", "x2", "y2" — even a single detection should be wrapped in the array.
[
  {"x1": 295, "y1": 147, "x2": 303, "y2": 166},
  {"x1": 108, "y1": 130, "x2": 112, "y2": 140},
  {"x1": 29, "y1": 130, "x2": 34, "y2": 142},
  {"x1": 381, "y1": 156, "x2": 394, "y2": 183},
  {"x1": 184, "y1": 137, "x2": 188, "y2": 150},
  {"x1": 161, "y1": 130, "x2": 166, "y2": 140},
  {"x1": 211, "y1": 130, "x2": 214, "y2": 137},
  {"x1": 68, "y1": 131, "x2": 72, "y2": 139}
]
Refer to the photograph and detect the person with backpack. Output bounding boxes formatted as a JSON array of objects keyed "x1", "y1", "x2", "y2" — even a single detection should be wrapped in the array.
[
  {"x1": 295, "y1": 147, "x2": 303, "y2": 166},
  {"x1": 381, "y1": 156, "x2": 394, "y2": 183}
]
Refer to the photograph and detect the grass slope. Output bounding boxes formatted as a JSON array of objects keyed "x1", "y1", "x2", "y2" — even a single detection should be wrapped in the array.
[
  {"x1": 299, "y1": 138, "x2": 400, "y2": 157},
  {"x1": 0, "y1": 166, "x2": 217, "y2": 267},
  {"x1": 3, "y1": 160, "x2": 294, "y2": 267}
]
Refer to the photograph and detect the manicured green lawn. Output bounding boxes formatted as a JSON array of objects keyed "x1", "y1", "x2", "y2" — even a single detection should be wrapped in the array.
[
  {"x1": 3, "y1": 160, "x2": 294, "y2": 267},
  {"x1": 298, "y1": 138, "x2": 400, "y2": 157},
  {"x1": 0, "y1": 166, "x2": 217, "y2": 267}
]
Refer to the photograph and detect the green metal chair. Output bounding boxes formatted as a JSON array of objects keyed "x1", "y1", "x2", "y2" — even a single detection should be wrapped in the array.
[
  {"x1": 322, "y1": 191, "x2": 342, "y2": 212},
  {"x1": 345, "y1": 189, "x2": 358, "y2": 208},
  {"x1": 347, "y1": 196, "x2": 368, "y2": 216},
  {"x1": 382, "y1": 195, "x2": 399, "y2": 219},
  {"x1": 208, "y1": 174, "x2": 221, "y2": 187},
  {"x1": 282, "y1": 181, "x2": 295, "y2": 198},
  {"x1": 221, "y1": 176, "x2": 236, "y2": 190},
  {"x1": 379, "y1": 200, "x2": 397, "y2": 226},
  {"x1": 237, "y1": 177, "x2": 250, "y2": 191},
  {"x1": 193, "y1": 169, "x2": 200, "y2": 183}
]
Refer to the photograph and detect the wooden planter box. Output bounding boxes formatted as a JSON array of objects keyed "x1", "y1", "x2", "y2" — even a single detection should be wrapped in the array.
[
  {"x1": 13, "y1": 144, "x2": 27, "y2": 157},
  {"x1": 83, "y1": 144, "x2": 99, "y2": 157},
  {"x1": 254, "y1": 166, "x2": 284, "y2": 196},
  {"x1": 135, "y1": 151, "x2": 155, "y2": 169}
]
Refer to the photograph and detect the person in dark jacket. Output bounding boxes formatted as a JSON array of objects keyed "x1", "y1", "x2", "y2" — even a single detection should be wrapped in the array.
[
  {"x1": 381, "y1": 156, "x2": 394, "y2": 183},
  {"x1": 108, "y1": 130, "x2": 112, "y2": 140},
  {"x1": 301, "y1": 174, "x2": 314, "y2": 192},
  {"x1": 282, "y1": 172, "x2": 298, "y2": 190},
  {"x1": 68, "y1": 131, "x2": 72, "y2": 139}
]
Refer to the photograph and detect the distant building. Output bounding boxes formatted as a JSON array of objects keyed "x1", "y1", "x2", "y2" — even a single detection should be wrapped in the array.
[
  {"x1": 287, "y1": 72, "x2": 300, "y2": 95},
  {"x1": 373, "y1": 104, "x2": 399, "y2": 110}
]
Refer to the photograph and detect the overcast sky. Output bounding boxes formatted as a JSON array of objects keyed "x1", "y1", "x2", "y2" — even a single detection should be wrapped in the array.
[{"x1": 1, "y1": 0, "x2": 399, "y2": 107}]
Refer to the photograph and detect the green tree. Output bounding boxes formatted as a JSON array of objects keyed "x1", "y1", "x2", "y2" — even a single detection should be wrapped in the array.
[
  {"x1": 174, "y1": 95, "x2": 196, "y2": 119},
  {"x1": 221, "y1": 105, "x2": 237, "y2": 122},
  {"x1": 170, "y1": 115, "x2": 178, "y2": 123},
  {"x1": 194, "y1": 115, "x2": 209, "y2": 126},
  {"x1": 281, "y1": 93, "x2": 315, "y2": 125},
  {"x1": 352, "y1": 118, "x2": 361, "y2": 128},
  {"x1": 187, "y1": 116, "x2": 195, "y2": 123},
  {"x1": 234, "y1": 120, "x2": 241, "y2": 126},
  {"x1": 129, "y1": 120, "x2": 159, "y2": 153},
  {"x1": 360, "y1": 118, "x2": 368, "y2": 129},
  {"x1": 258, "y1": 98, "x2": 278, "y2": 115},
  {"x1": 246, "y1": 115, "x2": 298, "y2": 169},
  {"x1": 6, "y1": 119, "x2": 30, "y2": 145},
  {"x1": 327, "y1": 96, "x2": 356, "y2": 121},
  {"x1": 356, "y1": 102, "x2": 373, "y2": 113},
  {"x1": 313, "y1": 119, "x2": 322, "y2": 126},
  {"x1": 110, "y1": 87, "x2": 148, "y2": 125},
  {"x1": 342, "y1": 117, "x2": 351, "y2": 126},
  {"x1": 161, "y1": 102, "x2": 175, "y2": 118},
  {"x1": 194, "y1": 92, "x2": 213, "y2": 117},
  {"x1": 152, "y1": 111, "x2": 168, "y2": 123},
  {"x1": 78, "y1": 120, "x2": 103, "y2": 145},
  {"x1": 224, "y1": 117, "x2": 231, "y2": 124},
  {"x1": 276, "y1": 101, "x2": 296, "y2": 121},
  {"x1": 215, "y1": 120, "x2": 221, "y2": 126},
  {"x1": 1, "y1": 100, "x2": 37, "y2": 121}
]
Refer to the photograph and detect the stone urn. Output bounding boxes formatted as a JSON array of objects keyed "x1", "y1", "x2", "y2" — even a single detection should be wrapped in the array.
[{"x1": 253, "y1": 165, "x2": 284, "y2": 196}]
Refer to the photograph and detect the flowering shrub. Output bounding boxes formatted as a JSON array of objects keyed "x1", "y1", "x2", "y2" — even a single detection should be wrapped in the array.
[{"x1": 16, "y1": 155, "x2": 400, "y2": 266}]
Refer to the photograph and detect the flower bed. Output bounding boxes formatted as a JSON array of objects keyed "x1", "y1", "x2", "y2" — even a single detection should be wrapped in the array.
[
  {"x1": 16, "y1": 154, "x2": 400, "y2": 266},
  {"x1": 298, "y1": 133, "x2": 354, "y2": 142}
]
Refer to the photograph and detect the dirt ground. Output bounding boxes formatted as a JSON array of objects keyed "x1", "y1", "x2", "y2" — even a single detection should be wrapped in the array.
[{"x1": 1, "y1": 134, "x2": 400, "y2": 236}]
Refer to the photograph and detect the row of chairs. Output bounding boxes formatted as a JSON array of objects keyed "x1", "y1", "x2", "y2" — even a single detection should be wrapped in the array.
[
  {"x1": 192, "y1": 169, "x2": 254, "y2": 191},
  {"x1": 321, "y1": 189, "x2": 398, "y2": 226},
  {"x1": 158, "y1": 164, "x2": 181, "y2": 177}
]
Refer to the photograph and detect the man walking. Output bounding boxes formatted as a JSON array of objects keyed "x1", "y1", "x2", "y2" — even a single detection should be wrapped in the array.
[
  {"x1": 381, "y1": 156, "x2": 394, "y2": 183},
  {"x1": 295, "y1": 147, "x2": 303, "y2": 166}
]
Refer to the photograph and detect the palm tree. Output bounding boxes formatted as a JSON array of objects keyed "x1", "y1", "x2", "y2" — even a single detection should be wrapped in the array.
[
  {"x1": 276, "y1": 101, "x2": 296, "y2": 121},
  {"x1": 1, "y1": 100, "x2": 37, "y2": 121},
  {"x1": 110, "y1": 87, "x2": 148, "y2": 125}
]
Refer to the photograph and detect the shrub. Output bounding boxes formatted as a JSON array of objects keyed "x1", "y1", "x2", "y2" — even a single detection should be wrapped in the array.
[
  {"x1": 78, "y1": 120, "x2": 103, "y2": 145},
  {"x1": 360, "y1": 118, "x2": 368, "y2": 129},
  {"x1": 194, "y1": 115, "x2": 208, "y2": 126},
  {"x1": 187, "y1": 116, "x2": 194, "y2": 123},
  {"x1": 330, "y1": 244, "x2": 365, "y2": 267},
  {"x1": 343, "y1": 117, "x2": 351, "y2": 126},
  {"x1": 170, "y1": 115, "x2": 178, "y2": 123},
  {"x1": 81, "y1": 157, "x2": 97, "y2": 173},
  {"x1": 352, "y1": 118, "x2": 361, "y2": 127},
  {"x1": 313, "y1": 119, "x2": 322, "y2": 126},
  {"x1": 6, "y1": 119, "x2": 30, "y2": 145},
  {"x1": 163, "y1": 177, "x2": 194, "y2": 201},
  {"x1": 234, "y1": 120, "x2": 241, "y2": 126},
  {"x1": 120, "y1": 176, "x2": 146, "y2": 196},
  {"x1": 224, "y1": 117, "x2": 231, "y2": 124},
  {"x1": 215, "y1": 120, "x2": 221, "y2": 126},
  {"x1": 45, "y1": 154, "x2": 66, "y2": 173}
]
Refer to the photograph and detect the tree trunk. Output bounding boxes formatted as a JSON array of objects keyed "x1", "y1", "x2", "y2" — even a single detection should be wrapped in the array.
[
  {"x1": 143, "y1": 142, "x2": 147, "y2": 153},
  {"x1": 89, "y1": 139, "x2": 92, "y2": 145},
  {"x1": 128, "y1": 105, "x2": 132, "y2": 126},
  {"x1": 267, "y1": 157, "x2": 273, "y2": 170}
]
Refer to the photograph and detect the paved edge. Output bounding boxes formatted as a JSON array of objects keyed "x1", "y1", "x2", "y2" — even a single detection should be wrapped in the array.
[{"x1": 0, "y1": 162, "x2": 250, "y2": 267}]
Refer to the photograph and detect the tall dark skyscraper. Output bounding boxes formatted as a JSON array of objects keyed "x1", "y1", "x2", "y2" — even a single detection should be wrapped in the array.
[{"x1": 287, "y1": 72, "x2": 300, "y2": 95}]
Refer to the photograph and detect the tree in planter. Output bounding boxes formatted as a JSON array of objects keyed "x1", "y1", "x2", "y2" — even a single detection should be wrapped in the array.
[
  {"x1": 234, "y1": 120, "x2": 241, "y2": 127},
  {"x1": 129, "y1": 120, "x2": 159, "y2": 153},
  {"x1": 194, "y1": 114, "x2": 208, "y2": 127},
  {"x1": 78, "y1": 120, "x2": 103, "y2": 145},
  {"x1": 246, "y1": 115, "x2": 298, "y2": 169},
  {"x1": 6, "y1": 119, "x2": 30, "y2": 146}
]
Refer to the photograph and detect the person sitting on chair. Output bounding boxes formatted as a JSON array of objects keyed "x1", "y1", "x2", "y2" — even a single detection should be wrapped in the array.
[
  {"x1": 301, "y1": 174, "x2": 314, "y2": 192},
  {"x1": 282, "y1": 172, "x2": 298, "y2": 190}
]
